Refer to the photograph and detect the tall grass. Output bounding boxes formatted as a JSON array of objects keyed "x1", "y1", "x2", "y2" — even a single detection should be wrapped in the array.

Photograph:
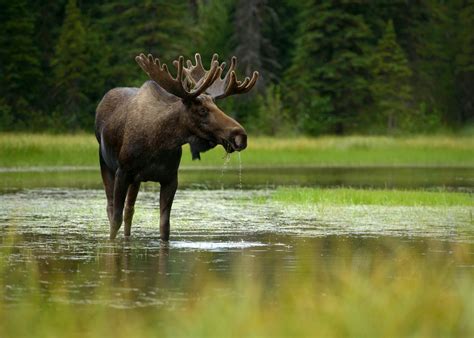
[
  {"x1": 0, "y1": 240, "x2": 473, "y2": 337},
  {"x1": 0, "y1": 133, "x2": 473, "y2": 167}
]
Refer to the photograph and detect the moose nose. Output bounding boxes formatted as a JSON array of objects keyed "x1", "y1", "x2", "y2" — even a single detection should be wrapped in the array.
[{"x1": 233, "y1": 132, "x2": 247, "y2": 151}]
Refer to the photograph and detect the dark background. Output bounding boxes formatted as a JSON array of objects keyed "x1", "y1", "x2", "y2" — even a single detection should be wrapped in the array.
[{"x1": 0, "y1": 0, "x2": 473, "y2": 135}]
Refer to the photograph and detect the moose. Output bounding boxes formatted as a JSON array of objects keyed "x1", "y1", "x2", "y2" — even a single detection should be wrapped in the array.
[{"x1": 95, "y1": 53, "x2": 258, "y2": 240}]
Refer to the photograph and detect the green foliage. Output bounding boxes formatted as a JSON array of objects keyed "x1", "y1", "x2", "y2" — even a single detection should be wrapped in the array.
[
  {"x1": 251, "y1": 84, "x2": 290, "y2": 135},
  {"x1": 100, "y1": 0, "x2": 193, "y2": 86},
  {"x1": 0, "y1": 99, "x2": 14, "y2": 131},
  {"x1": 410, "y1": 1, "x2": 468, "y2": 127},
  {"x1": 0, "y1": 0, "x2": 473, "y2": 133},
  {"x1": 0, "y1": 0, "x2": 43, "y2": 128},
  {"x1": 456, "y1": 0, "x2": 474, "y2": 124},
  {"x1": 285, "y1": 0, "x2": 372, "y2": 135},
  {"x1": 196, "y1": 0, "x2": 235, "y2": 62},
  {"x1": 369, "y1": 20, "x2": 415, "y2": 133},
  {"x1": 52, "y1": 0, "x2": 89, "y2": 127}
]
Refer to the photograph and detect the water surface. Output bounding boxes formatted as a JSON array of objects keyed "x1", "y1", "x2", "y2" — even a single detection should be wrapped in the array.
[
  {"x1": 1, "y1": 188, "x2": 473, "y2": 308},
  {"x1": 1, "y1": 166, "x2": 473, "y2": 190}
]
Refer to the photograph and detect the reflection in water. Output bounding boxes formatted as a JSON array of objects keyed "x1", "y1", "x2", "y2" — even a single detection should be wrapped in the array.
[
  {"x1": 1, "y1": 166, "x2": 473, "y2": 190},
  {"x1": 0, "y1": 188, "x2": 473, "y2": 308}
]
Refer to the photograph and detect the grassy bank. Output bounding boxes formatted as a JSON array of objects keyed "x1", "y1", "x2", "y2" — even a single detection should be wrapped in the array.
[
  {"x1": 0, "y1": 133, "x2": 473, "y2": 168},
  {"x1": 265, "y1": 187, "x2": 474, "y2": 206},
  {"x1": 1, "y1": 241, "x2": 473, "y2": 337}
]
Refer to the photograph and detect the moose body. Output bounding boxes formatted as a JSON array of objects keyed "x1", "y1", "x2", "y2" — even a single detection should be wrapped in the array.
[{"x1": 95, "y1": 53, "x2": 258, "y2": 240}]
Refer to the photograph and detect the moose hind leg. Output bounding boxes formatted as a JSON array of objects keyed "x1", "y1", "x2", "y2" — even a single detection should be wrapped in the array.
[
  {"x1": 99, "y1": 151, "x2": 114, "y2": 224},
  {"x1": 124, "y1": 182, "x2": 140, "y2": 237},
  {"x1": 159, "y1": 177, "x2": 178, "y2": 241},
  {"x1": 110, "y1": 168, "x2": 130, "y2": 239}
]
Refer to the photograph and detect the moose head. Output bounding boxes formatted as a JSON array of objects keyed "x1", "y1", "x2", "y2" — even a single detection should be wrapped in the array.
[
  {"x1": 95, "y1": 52, "x2": 259, "y2": 240},
  {"x1": 135, "y1": 53, "x2": 258, "y2": 158}
]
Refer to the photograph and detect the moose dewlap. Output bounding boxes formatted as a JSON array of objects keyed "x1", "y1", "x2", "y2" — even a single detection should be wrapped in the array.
[{"x1": 95, "y1": 53, "x2": 259, "y2": 240}]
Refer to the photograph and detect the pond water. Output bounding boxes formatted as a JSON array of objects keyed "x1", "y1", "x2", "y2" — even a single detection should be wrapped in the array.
[
  {"x1": 0, "y1": 167, "x2": 473, "y2": 308},
  {"x1": 1, "y1": 165, "x2": 473, "y2": 190}
]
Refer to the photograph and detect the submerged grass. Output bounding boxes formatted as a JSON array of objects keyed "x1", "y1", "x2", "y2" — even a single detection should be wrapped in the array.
[
  {"x1": 267, "y1": 187, "x2": 474, "y2": 206},
  {"x1": 0, "y1": 240, "x2": 473, "y2": 337},
  {"x1": 0, "y1": 133, "x2": 473, "y2": 167}
]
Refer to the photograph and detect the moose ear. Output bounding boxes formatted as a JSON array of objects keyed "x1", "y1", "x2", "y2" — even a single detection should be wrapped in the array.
[{"x1": 189, "y1": 138, "x2": 217, "y2": 161}]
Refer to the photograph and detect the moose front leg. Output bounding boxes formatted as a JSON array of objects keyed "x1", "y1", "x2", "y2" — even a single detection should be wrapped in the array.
[
  {"x1": 110, "y1": 168, "x2": 130, "y2": 239},
  {"x1": 124, "y1": 182, "x2": 141, "y2": 237},
  {"x1": 159, "y1": 177, "x2": 178, "y2": 241}
]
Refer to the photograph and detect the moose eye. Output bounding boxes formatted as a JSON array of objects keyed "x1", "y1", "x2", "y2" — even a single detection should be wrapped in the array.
[{"x1": 198, "y1": 107, "x2": 209, "y2": 116}]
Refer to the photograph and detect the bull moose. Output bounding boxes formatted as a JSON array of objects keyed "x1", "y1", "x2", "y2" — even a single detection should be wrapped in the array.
[{"x1": 95, "y1": 53, "x2": 258, "y2": 240}]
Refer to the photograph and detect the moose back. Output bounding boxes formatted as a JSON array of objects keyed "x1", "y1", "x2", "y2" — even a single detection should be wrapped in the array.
[{"x1": 95, "y1": 53, "x2": 258, "y2": 240}]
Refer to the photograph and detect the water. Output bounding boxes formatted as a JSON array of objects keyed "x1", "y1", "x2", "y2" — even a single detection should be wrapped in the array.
[
  {"x1": 238, "y1": 152, "x2": 243, "y2": 191},
  {"x1": 1, "y1": 186, "x2": 473, "y2": 308},
  {"x1": 1, "y1": 166, "x2": 473, "y2": 190},
  {"x1": 218, "y1": 153, "x2": 231, "y2": 189},
  {"x1": 0, "y1": 166, "x2": 473, "y2": 309}
]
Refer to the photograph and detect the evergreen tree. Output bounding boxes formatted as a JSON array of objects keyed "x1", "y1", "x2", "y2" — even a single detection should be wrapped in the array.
[
  {"x1": 265, "y1": 0, "x2": 302, "y2": 79},
  {"x1": 252, "y1": 84, "x2": 289, "y2": 135},
  {"x1": 285, "y1": 0, "x2": 372, "y2": 135},
  {"x1": 370, "y1": 20, "x2": 414, "y2": 133},
  {"x1": 52, "y1": 0, "x2": 89, "y2": 128},
  {"x1": 0, "y1": 0, "x2": 42, "y2": 128},
  {"x1": 0, "y1": 0, "x2": 471, "y2": 133},
  {"x1": 52, "y1": 0, "x2": 109, "y2": 129},
  {"x1": 456, "y1": 0, "x2": 474, "y2": 124},
  {"x1": 411, "y1": 1, "x2": 459, "y2": 126},
  {"x1": 100, "y1": 0, "x2": 193, "y2": 86},
  {"x1": 196, "y1": 0, "x2": 235, "y2": 63}
]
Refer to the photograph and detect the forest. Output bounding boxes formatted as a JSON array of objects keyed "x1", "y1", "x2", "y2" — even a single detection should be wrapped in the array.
[{"x1": 0, "y1": 0, "x2": 473, "y2": 135}]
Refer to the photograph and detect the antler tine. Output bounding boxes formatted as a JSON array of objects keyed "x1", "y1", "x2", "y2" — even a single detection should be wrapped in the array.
[
  {"x1": 208, "y1": 56, "x2": 259, "y2": 99},
  {"x1": 236, "y1": 71, "x2": 259, "y2": 94},
  {"x1": 136, "y1": 53, "x2": 214, "y2": 100},
  {"x1": 183, "y1": 53, "x2": 219, "y2": 85},
  {"x1": 190, "y1": 60, "x2": 220, "y2": 97},
  {"x1": 137, "y1": 52, "x2": 258, "y2": 100}
]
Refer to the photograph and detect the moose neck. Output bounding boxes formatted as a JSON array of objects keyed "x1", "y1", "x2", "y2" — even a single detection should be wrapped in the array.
[{"x1": 142, "y1": 82, "x2": 196, "y2": 150}]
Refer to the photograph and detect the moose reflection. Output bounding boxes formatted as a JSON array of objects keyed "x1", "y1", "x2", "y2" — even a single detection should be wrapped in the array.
[{"x1": 95, "y1": 53, "x2": 258, "y2": 239}]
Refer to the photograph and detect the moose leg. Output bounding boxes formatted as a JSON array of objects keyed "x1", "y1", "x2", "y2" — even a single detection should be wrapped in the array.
[
  {"x1": 124, "y1": 182, "x2": 140, "y2": 237},
  {"x1": 99, "y1": 152, "x2": 114, "y2": 224},
  {"x1": 159, "y1": 177, "x2": 178, "y2": 241},
  {"x1": 110, "y1": 168, "x2": 130, "y2": 239}
]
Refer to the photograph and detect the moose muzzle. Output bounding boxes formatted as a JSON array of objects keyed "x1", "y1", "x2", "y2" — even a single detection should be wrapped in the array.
[{"x1": 228, "y1": 127, "x2": 247, "y2": 152}]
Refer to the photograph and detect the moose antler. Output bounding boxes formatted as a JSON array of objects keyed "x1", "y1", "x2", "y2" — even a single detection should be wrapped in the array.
[
  {"x1": 183, "y1": 53, "x2": 259, "y2": 100},
  {"x1": 135, "y1": 53, "x2": 219, "y2": 100},
  {"x1": 181, "y1": 53, "x2": 220, "y2": 85}
]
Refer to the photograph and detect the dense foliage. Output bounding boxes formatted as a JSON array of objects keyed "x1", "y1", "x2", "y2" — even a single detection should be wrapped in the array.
[{"x1": 0, "y1": 0, "x2": 473, "y2": 134}]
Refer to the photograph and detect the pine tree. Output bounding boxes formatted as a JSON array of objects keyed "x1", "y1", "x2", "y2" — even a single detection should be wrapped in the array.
[
  {"x1": 456, "y1": 0, "x2": 474, "y2": 124},
  {"x1": 196, "y1": 0, "x2": 235, "y2": 63},
  {"x1": 285, "y1": 1, "x2": 372, "y2": 135},
  {"x1": 0, "y1": 0, "x2": 43, "y2": 128},
  {"x1": 100, "y1": 0, "x2": 193, "y2": 86},
  {"x1": 252, "y1": 84, "x2": 289, "y2": 135},
  {"x1": 370, "y1": 20, "x2": 414, "y2": 133},
  {"x1": 411, "y1": 1, "x2": 459, "y2": 127},
  {"x1": 52, "y1": 0, "x2": 89, "y2": 127}
]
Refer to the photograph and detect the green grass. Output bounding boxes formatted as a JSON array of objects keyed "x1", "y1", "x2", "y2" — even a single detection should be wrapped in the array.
[
  {"x1": 0, "y1": 133, "x2": 473, "y2": 168},
  {"x1": 266, "y1": 187, "x2": 474, "y2": 206}
]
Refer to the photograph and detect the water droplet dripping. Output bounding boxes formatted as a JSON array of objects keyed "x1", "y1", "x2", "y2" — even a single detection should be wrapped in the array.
[
  {"x1": 238, "y1": 152, "x2": 243, "y2": 191},
  {"x1": 219, "y1": 152, "x2": 231, "y2": 190}
]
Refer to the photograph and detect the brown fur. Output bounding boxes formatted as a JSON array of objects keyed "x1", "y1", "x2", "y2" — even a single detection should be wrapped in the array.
[{"x1": 95, "y1": 80, "x2": 248, "y2": 240}]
